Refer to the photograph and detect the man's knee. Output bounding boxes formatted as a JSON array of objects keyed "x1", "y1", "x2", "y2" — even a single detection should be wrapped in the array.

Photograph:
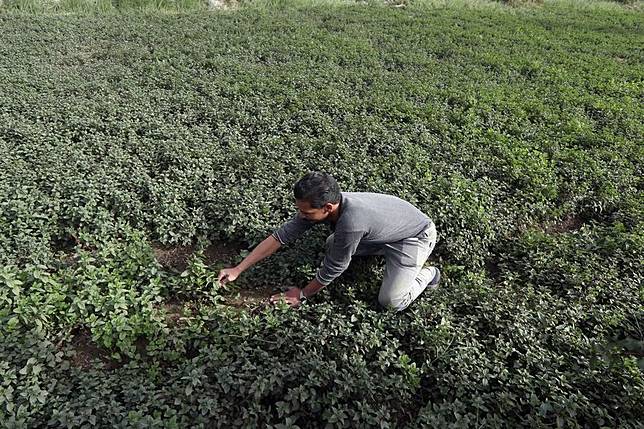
[{"x1": 378, "y1": 290, "x2": 410, "y2": 312}]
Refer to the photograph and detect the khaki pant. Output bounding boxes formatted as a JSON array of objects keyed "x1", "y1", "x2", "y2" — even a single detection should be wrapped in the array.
[{"x1": 325, "y1": 222, "x2": 437, "y2": 311}]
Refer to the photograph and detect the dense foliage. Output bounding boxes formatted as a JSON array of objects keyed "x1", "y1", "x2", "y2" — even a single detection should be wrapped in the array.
[{"x1": 0, "y1": 2, "x2": 642, "y2": 427}]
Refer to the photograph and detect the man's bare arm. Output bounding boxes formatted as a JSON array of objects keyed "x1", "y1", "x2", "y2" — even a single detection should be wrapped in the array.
[
  {"x1": 218, "y1": 235, "x2": 281, "y2": 285},
  {"x1": 237, "y1": 235, "x2": 282, "y2": 272}
]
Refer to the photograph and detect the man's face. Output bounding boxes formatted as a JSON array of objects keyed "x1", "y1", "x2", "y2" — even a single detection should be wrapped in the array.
[{"x1": 296, "y1": 199, "x2": 332, "y2": 222}]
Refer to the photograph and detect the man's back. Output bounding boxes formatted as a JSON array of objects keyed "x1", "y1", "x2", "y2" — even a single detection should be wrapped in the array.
[{"x1": 335, "y1": 192, "x2": 431, "y2": 244}]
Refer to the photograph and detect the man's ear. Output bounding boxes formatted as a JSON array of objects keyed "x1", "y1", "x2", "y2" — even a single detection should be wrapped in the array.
[{"x1": 324, "y1": 203, "x2": 334, "y2": 213}]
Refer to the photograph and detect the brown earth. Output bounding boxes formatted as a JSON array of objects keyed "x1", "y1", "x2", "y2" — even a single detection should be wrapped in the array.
[
  {"x1": 220, "y1": 285, "x2": 279, "y2": 313},
  {"x1": 543, "y1": 214, "x2": 584, "y2": 234},
  {"x1": 151, "y1": 240, "x2": 243, "y2": 272},
  {"x1": 66, "y1": 328, "x2": 121, "y2": 370}
]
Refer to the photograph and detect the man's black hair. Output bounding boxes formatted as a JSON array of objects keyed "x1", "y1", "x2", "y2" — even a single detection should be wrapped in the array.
[{"x1": 293, "y1": 172, "x2": 342, "y2": 208}]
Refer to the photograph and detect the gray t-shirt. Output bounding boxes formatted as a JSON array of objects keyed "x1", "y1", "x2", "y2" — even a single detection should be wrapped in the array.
[{"x1": 272, "y1": 192, "x2": 432, "y2": 286}]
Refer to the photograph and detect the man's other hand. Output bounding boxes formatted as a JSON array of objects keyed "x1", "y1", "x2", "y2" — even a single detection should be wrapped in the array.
[{"x1": 270, "y1": 287, "x2": 302, "y2": 307}]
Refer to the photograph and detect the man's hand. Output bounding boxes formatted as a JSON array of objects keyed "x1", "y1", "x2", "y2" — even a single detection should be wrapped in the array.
[
  {"x1": 270, "y1": 287, "x2": 302, "y2": 308},
  {"x1": 218, "y1": 267, "x2": 241, "y2": 287},
  {"x1": 269, "y1": 278, "x2": 324, "y2": 308}
]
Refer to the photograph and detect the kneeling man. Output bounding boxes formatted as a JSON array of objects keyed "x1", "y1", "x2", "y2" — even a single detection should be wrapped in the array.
[{"x1": 218, "y1": 171, "x2": 440, "y2": 311}]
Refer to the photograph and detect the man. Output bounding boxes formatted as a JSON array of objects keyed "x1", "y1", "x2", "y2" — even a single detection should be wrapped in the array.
[{"x1": 217, "y1": 171, "x2": 440, "y2": 311}]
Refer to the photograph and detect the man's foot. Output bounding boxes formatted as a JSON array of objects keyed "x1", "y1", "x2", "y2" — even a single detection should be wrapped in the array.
[{"x1": 418, "y1": 267, "x2": 441, "y2": 289}]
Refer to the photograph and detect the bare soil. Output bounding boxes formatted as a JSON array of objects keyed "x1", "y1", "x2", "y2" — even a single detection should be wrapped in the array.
[
  {"x1": 544, "y1": 214, "x2": 584, "y2": 234},
  {"x1": 220, "y1": 285, "x2": 278, "y2": 313},
  {"x1": 162, "y1": 301, "x2": 185, "y2": 327},
  {"x1": 152, "y1": 240, "x2": 243, "y2": 272},
  {"x1": 66, "y1": 327, "x2": 121, "y2": 370}
]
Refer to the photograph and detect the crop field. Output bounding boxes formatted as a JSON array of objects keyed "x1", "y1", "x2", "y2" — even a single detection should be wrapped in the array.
[{"x1": 0, "y1": 0, "x2": 642, "y2": 427}]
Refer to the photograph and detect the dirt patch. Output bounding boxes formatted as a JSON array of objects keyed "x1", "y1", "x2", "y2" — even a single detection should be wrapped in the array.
[
  {"x1": 152, "y1": 244, "x2": 194, "y2": 272},
  {"x1": 163, "y1": 302, "x2": 185, "y2": 327},
  {"x1": 544, "y1": 214, "x2": 584, "y2": 234},
  {"x1": 65, "y1": 328, "x2": 121, "y2": 370},
  {"x1": 152, "y1": 240, "x2": 242, "y2": 272},
  {"x1": 203, "y1": 240, "x2": 244, "y2": 265},
  {"x1": 156, "y1": 298, "x2": 203, "y2": 327},
  {"x1": 158, "y1": 289, "x2": 278, "y2": 320},
  {"x1": 220, "y1": 285, "x2": 279, "y2": 313}
]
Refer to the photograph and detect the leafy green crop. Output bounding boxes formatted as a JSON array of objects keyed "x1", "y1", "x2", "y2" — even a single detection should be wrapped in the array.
[{"x1": 0, "y1": 1, "x2": 642, "y2": 427}]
